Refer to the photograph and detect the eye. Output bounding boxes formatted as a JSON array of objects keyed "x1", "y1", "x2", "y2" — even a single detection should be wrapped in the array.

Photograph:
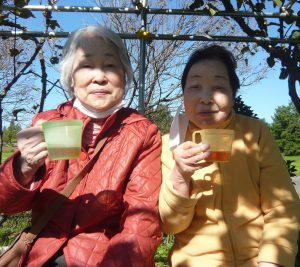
[
  {"x1": 105, "y1": 63, "x2": 116, "y2": 68},
  {"x1": 78, "y1": 61, "x2": 92, "y2": 69},
  {"x1": 187, "y1": 85, "x2": 201, "y2": 91},
  {"x1": 213, "y1": 85, "x2": 227, "y2": 92}
]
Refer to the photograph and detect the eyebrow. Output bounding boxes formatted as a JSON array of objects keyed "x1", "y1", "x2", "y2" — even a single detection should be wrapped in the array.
[
  {"x1": 189, "y1": 74, "x2": 228, "y2": 80},
  {"x1": 82, "y1": 52, "x2": 117, "y2": 59}
]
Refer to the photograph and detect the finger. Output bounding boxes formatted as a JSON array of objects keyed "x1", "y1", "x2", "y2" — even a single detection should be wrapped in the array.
[
  {"x1": 22, "y1": 149, "x2": 48, "y2": 168},
  {"x1": 176, "y1": 144, "x2": 210, "y2": 161},
  {"x1": 28, "y1": 141, "x2": 48, "y2": 155},
  {"x1": 180, "y1": 141, "x2": 210, "y2": 151},
  {"x1": 194, "y1": 161, "x2": 213, "y2": 168},
  {"x1": 19, "y1": 135, "x2": 44, "y2": 150},
  {"x1": 26, "y1": 150, "x2": 48, "y2": 165},
  {"x1": 174, "y1": 147, "x2": 197, "y2": 160},
  {"x1": 17, "y1": 126, "x2": 43, "y2": 139},
  {"x1": 180, "y1": 150, "x2": 212, "y2": 167},
  {"x1": 188, "y1": 143, "x2": 210, "y2": 154},
  {"x1": 193, "y1": 151, "x2": 211, "y2": 162},
  {"x1": 34, "y1": 150, "x2": 48, "y2": 165},
  {"x1": 21, "y1": 142, "x2": 48, "y2": 160},
  {"x1": 17, "y1": 127, "x2": 45, "y2": 150},
  {"x1": 34, "y1": 119, "x2": 47, "y2": 127},
  {"x1": 179, "y1": 141, "x2": 197, "y2": 150}
]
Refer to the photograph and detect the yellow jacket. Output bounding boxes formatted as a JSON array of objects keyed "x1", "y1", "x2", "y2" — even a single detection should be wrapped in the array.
[{"x1": 159, "y1": 112, "x2": 300, "y2": 267}]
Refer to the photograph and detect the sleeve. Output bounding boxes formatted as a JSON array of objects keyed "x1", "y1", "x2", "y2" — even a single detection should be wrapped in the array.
[
  {"x1": 0, "y1": 110, "x2": 59, "y2": 214},
  {"x1": 257, "y1": 123, "x2": 300, "y2": 267},
  {"x1": 0, "y1": 151, "x2": 42, "y2": 214},
  {"x1": 158, "y1": 135, "x2": 200, "y2": 235},
  {"x1": 101, "y1": 123, "x2": 162, "y2": 267},
  {"x1": 0, "y1": 112, "x2": 53, "y2": 214}
]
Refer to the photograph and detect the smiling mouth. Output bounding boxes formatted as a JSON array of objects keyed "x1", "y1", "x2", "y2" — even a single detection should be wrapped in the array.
[
  {"x1": 91, "y1": 90, "x2": 110, "y2": 95},
  {"x1": 198, "y1": 111, "x2": 217, "y2": 114}
]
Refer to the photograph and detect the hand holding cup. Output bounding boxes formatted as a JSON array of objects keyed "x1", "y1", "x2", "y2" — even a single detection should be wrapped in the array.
[
  {"x1": 171, "y1": 141, "x2": 212, "y2": 197},
  {"x1": 16, "y1": 119, "x2": 48, "y2": 185}
]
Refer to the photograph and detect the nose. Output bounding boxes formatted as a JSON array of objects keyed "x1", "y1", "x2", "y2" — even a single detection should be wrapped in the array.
[
  {"x1": 199, "y1": 88, "x2": 213, "y2": 104},
  {"x1": 92, "y1": 68, "x2": 107, "y2": 84}
]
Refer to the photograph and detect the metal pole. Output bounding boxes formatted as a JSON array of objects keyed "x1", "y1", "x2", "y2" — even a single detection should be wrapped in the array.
[
  {"x1": 139, "y1": 38, "x2": 146, "y2": 113},
  {"x1": 1, "y1": 30, "x2": 299, "y2": 44},
  {"x1": 1, "y1": 5, "x2": 299, "y2": 20},
  {"x1": 138, "y1": 8, "x2": 147, "y2": 114}
]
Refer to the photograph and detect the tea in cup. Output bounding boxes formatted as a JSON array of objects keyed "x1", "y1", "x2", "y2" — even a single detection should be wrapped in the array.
[
  {"x1": 42, "y1": 120, "x2": 83, "y2": 160},
  {"x1": 192, "y1": 129, "x2": 235, "y2": 162}
]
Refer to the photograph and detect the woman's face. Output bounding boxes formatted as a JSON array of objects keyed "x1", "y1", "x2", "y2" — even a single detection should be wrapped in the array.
[
  {"x1": 71, "y1": 37, "x2": 126, "y2": 112},
  {"x1": 184, "y1": 59, "x2": 234, "y2": 129}
]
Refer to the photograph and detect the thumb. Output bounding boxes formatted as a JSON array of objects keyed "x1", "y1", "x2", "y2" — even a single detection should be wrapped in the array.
[{"x1": 34, "y1": 119, "x2": 47, "y2": 128}]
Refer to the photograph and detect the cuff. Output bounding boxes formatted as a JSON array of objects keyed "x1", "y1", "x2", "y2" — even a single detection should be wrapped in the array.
[
  {"x1": 162, "y1": 177, "x2": 199, "y2": 212},
  {"x1": 258, "y1": 243, "x2": 296, "y2": 267}
]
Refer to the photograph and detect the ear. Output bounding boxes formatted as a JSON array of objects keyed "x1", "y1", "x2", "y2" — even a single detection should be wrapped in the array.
[
  {"x1": 70, "y1": 77, "x2": 75, "y2": 88},
  {"x1": 69, "y1": 78, "x2": 76, "y2": 97}
]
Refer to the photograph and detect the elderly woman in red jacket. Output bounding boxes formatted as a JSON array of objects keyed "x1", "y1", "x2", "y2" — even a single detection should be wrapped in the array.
[{"x1": 0, "y1": 25, "x2": 162, "y2": 266}]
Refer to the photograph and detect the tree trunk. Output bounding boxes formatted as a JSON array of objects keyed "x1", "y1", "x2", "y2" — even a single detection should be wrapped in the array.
[
  {"x1": 38, "y1": 50, "x2": 47, "y2": 113},
  {"x1": 288, "y1": 74, "x2": 300, "y2": 114}
]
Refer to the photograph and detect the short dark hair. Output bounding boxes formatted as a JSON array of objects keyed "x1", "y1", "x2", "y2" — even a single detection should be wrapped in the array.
[{"x1": 181, "y1": 45, "x2": 240, "y2": 98}]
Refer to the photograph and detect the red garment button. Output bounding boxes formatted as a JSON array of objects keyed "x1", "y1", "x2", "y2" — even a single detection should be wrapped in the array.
[{"x1": 80, "y1": 151, "x2": 87, "y2": 161}]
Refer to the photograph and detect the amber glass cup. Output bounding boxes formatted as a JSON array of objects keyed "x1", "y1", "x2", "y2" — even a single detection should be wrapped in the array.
[{"x1": 192, "y1": 129, "x2": 234, "y2": 162}]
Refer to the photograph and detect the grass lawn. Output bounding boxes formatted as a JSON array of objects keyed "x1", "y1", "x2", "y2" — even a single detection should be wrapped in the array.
[
  {"x1": 283, "y1": 155, "x2": 300, "y2": 176},
  {"x1": 2, "y1": 152, "x2": 13, "y2": 162},
  {"x1": 1, "y1": 146, "x2": 15, "y2": 162}
]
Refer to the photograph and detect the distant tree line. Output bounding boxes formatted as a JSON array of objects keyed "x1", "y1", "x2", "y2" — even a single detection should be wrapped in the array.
[
  {"x1": 2, "y1": 119, "x2": 21, "y2": 147},
  {"x1": 270, "y1": 102, "x2": 300, "y2": 156}
]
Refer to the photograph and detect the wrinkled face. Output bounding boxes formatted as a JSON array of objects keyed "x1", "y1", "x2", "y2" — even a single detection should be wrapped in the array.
[
  {"x1": 71, "y1": 37, "x2": 126, "y2": 112},
  {"x1": 184, "y1": 59, "x2": 234, "y2": 129}
]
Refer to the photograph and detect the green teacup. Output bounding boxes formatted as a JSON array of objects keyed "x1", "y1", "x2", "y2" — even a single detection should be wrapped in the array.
[{"x1": 42, "y1": 120, "x2": 83, "y2": 160}]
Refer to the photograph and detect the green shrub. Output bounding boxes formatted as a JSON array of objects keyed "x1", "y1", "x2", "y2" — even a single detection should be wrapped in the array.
[
  {"x1": 284, "y1": 156, "x2": 300, "y2": 176},
  {"x1": 0, "y1": 212, "x2": 31, "y2": 246},
  {"x1": 155, "y1": 234, "x2": 174, "y2": 267}
]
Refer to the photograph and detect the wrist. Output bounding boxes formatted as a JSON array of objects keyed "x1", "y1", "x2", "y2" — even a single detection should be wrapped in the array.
[
  {"x1": 171, "y1": 167, "x2": 191, "y2": 197},
  {"x1": 13, "y1": 154, "x2": 36, "y2": 187}
]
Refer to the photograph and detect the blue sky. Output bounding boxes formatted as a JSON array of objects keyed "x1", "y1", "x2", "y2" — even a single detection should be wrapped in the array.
[
  {"x1": 239, "y1": 65, "x2": 291, "y2": 123},
  {"x1": 25, "y1": 0, "x2": 295, "y2": 124}
]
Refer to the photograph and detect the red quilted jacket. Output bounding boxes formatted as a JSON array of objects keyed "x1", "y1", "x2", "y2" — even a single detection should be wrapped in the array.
[{"x1": 0, "y1": 101, "x2": 162, "y2": 267}]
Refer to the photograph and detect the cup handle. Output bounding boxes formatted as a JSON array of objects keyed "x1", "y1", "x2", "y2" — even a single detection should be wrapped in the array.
[{"x1": 192, "y1": 131, "x2": 201, "y2": 143}]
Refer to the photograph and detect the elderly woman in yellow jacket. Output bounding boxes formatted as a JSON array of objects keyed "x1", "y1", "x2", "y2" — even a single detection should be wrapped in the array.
[{"x1": 159, "y1": 45, "x2": 300, "y2": 267}]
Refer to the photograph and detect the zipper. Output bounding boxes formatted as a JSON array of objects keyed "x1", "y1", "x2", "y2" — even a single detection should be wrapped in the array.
[
  {"x1": 219, "y1": 163, "x2": 237, "y2": 267},
  {"x1": 221, "y1": 201, "x2": 237, "y2": 266}
]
